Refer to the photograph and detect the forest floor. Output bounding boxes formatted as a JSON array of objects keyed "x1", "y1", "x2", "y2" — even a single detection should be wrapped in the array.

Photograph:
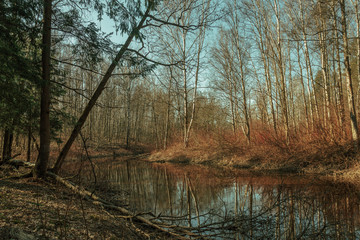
[{"x1": 0, "y1": 153, "x2": 170, "y2": 240}]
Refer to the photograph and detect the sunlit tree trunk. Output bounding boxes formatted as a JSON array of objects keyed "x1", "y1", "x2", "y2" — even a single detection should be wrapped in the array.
[
  {"x1": 299, "y1": 0, "x2": 318, "y2": 129},
  {"x1": 296, "y1": 41, "x2": 310, "y2": 131},
  {"x1": 182, "y1": 27, "x2": 189, "y2": 148},
  {"x1": 332, "y1": 2, "x2": 346, "y2": 137},
  {"x1": 185, "y1": 4, "x2": 207, "y2": 147},
  {"x1": 230, "y1": 0, "x2": 250, "y2": 144},
  {"x1": 287, "y1": 41, "x2": 297, "y2": 133},
  {"x1": 341, "y1": 0, "x2": 359, "y2": 150},
  {"x1": 273, "y1": 0, "x2": 289, "y2": 144},
  {"x1": 352, "y1": 0, "x2": 360, "y2": 125},
  {"x1": 318, "y1": 3, "x2": 332, "y2": 136}
]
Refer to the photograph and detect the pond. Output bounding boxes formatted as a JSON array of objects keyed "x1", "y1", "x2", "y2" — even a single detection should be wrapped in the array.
[{"x1": 80, "y1": 159, "x2": 360, "y2": 239}]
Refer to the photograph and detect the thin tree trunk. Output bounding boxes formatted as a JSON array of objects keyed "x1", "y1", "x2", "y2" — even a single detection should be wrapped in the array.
[
  {"x1": 299, "y1": 0, "x2": 319, "y2": 129},
  {"x1": 164, "y1": 69, "x2": 173, "y2": 150},
  {"x1": 183, "y1": 30, "x2": 189, "y2": 148},
  {"x1": 231, "y1": 0, "x2": 250, "y2": 144},
  {"x1": 256, "y1": 5, "x2": 277, "y2": 134},
  {"x1": 318, "y1": 4, "x2": 332, "y2": 135},
  {"x1": 185, "y1": 2, "x2": 208, "y2": 146},
  {"x1": 288, "y1": 42, "x2": 297, "y2": 133},
  {"x1": 274, "y1": 0, "x2": 289, "y2": 144},
  {"x1": 333, "y1": 2, "x2": 345, "y2": 137},
  {"x1": 297, "y1": 41, "x2": 309, "y2": 131},
  {"x1": 27, "y1": 126, "x2": 31, "y2": 162},
  {"x1": 126, "y1": 80, "x2": 131, "y2": 149}
]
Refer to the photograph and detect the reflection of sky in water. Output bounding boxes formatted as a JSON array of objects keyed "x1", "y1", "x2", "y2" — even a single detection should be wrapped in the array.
[{"x1": 83, "y1": 160, "x2": 360, "y2": 239}]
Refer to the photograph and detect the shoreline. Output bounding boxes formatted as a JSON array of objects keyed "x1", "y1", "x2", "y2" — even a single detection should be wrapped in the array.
[{"x1": 147, "y1": 143, "x2": 360, "y2": 184}]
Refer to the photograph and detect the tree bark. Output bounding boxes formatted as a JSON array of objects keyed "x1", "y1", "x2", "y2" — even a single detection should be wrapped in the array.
[
  {"x1": 164, "y1": 68, "x2": 173, "y2": 150},
  {"x1": 33, "y1": 0, "x2": 52, "y2": 178},
  {"x1": 296, "y1": 41, "x2": 309, "y2": 131},
  {"x1": 274, "y1": 0, "x2": 289, "y2": 144},
  {"x1": 341, "y1": 0, "x2": 359, "y2": 149},
  {"x1": 1, "y1": 128, "x2": 13, "y2": 163},
  {"x1": 317, "y1": 3, "x2": 332, "y2": 135},
  {"x1": 27, "y1": 126, "x2": 31, "y2": 162},
  {"x1": 332, "y1": 2, "x2": 345, "y2": 137}
]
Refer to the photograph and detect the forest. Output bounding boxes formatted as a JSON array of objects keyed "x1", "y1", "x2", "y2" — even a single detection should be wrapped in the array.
[
  {"x1": 2, "y1": 0, "x2": 360, "y2": 177},
  {"x1": 3, "y1": 0, "x2": 360, "y2": 238}
]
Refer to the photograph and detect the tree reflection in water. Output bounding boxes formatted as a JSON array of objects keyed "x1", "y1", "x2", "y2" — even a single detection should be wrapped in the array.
[{"x1": 81, "y1": 160, "x2": 360, "y2": 239}]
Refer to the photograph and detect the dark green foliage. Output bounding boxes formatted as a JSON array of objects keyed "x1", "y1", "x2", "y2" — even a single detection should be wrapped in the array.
[{"x1": 0, "y1": 0, "x2": 42, "y2": 131}]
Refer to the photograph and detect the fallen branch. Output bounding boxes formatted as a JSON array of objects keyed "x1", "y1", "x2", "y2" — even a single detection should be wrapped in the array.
[{"x1": 7, "y1": 159, "x2": 35, "y2": 168}]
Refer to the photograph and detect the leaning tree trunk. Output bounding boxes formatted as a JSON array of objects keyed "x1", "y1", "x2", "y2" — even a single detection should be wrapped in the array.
[{"x1": 52, "y1": 5, "x2": 152, "y2": 174}]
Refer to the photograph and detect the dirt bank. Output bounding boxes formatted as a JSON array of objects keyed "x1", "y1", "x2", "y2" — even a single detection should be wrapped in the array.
[{"x1": 148, "y1": 143, "x2": 360, "y2": 184}]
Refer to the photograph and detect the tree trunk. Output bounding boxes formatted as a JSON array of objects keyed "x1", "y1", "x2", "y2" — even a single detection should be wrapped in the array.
[
  {"x1": 299, "y1": 0, "x2": 319, "y2": 129},
  {"x1": 318, "y1": 3, "x2": 332, "y2": 135},
  {"x1": 27, "y1": 126, "x2": 31, "y2": 162},
  {"x1": 1, "y1": 128, "x2": 13, "y2": 163},
  {"x1": 333, "y1": 2, "x2": 346, "y2": 137},
  {"x1": 274, "y1": 0, "x2": 289, "y2": 144},
  {"x1": 296, "y1": 41, "x2": 309, "y2": 131},
  {"x1": 182, "y1": 28, "x2": 189, "y2": 148},
  {"x1": 231, "y1": 0, "x2": 250, "y2": 144},
  {"x1": 354, "y1": 0, "x2": 360, "y2": 126},
  {"x1": 33, "y1": 0, "x2": 52, "y2": 178},
  {"x1": 341, "y1": 0, "x2": 359, "y2": 149},
  {"x1": 164, "y1": 68, "x2": 173, "y2": 150},
  {"x1": 126, "y1": 80, "x2": 131, "y2": 149},
  {"x1": 185, "y1": 4, "x2": 208, "y2": 147}
]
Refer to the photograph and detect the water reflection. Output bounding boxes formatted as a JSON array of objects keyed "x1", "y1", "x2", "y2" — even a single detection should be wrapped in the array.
[{"x1": 82, "y1": 160, "x2": 360, "y2": 239}]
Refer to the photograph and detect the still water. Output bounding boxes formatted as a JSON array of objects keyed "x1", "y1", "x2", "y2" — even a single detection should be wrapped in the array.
[{"x1": 82, "y1": 160, "x2": 360, "y2": 239}]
